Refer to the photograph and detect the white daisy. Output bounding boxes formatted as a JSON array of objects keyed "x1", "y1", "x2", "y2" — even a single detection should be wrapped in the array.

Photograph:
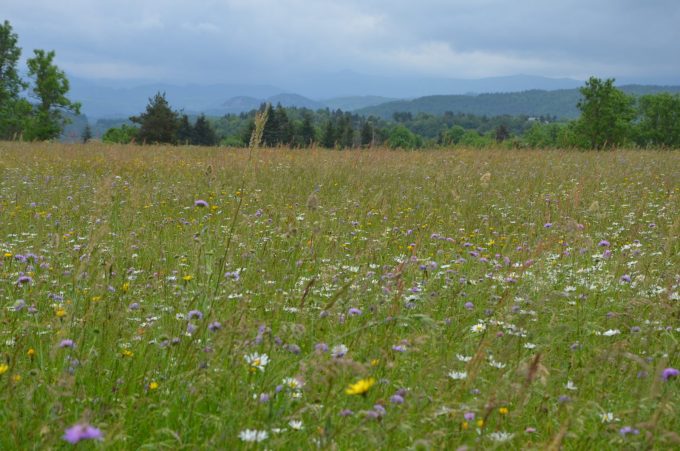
[
  {"x1": 244, "y1": 353, "x2": 269, "y2": 372},
  {"x1": 288, "y1": 420, "x2": 303, "y2": 430}
]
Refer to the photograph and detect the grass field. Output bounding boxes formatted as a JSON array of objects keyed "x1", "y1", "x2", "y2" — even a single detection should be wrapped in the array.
[{"x1": 1, "y1": 143, "x2": 679, "y2": 449}]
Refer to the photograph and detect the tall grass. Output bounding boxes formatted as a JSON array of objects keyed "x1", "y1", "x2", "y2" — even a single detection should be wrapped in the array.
[{"x1": 0, "y1": 142, "x2": 678, "y2": 449}]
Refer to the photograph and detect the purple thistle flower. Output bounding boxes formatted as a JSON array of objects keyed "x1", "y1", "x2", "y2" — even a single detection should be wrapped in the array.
[
  {"x1": 63, "y1": 424, "x2": 103, "y2": 444},
  {"x1": 661, "y1": 368, "x2": 679, "y2": 381},
  {"x1": 348, "y1": 307, "x2": 362, "y2": 316},
  {"x1": 620, "y1": 274, "x2": 631, "y2": 283},
  {"x1": 208, "y1": 321, "x2": 222, "y2": 332},
  {"x1": 186, "y1": 323, "x2": 197, "y2": 335},
  {"x1": 544, "y1": 223, "x2": 553, "y2": 228},
  {"x1": 59, "y1": 339, "x2": 75, "y2": 349},
  {"x1": 464, "y1": 412, "x2": 476, "y2": 421},
  {"x1": 598, "y1": 240, "x2": 610, "y2": 247},
  {"x1": 464, "y1": 302, "x2": 474, "y2": 310},
  {"x1": 194, "y1": 199, "x2": 209, "y2": 208},
  {"x1": 128, "y1": 302, "x2": 140, "y2": 311}
]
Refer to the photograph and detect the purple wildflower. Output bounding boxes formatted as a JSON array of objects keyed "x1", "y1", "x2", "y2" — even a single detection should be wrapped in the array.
[
  {"x1": 340, "y1": 409, "x2": 354, "y2": 417},
  {"x1": 392, "y1": 345, "x2": 407, "y2": 352},
  {"x1": 464, "y1": 412, "x2": 476, "y2": 421},
  {"x1": 464, "y1": 302, "x2": 474, "y2": 310},
  {"x1": 128, "y1": 302, "x2": 140, "y2": 311},
  {"x1": 390, "y1": 394, "x2": 404, "y2": 404},
  {"x1": 188, "y1": 310, "x2": 203, "y2": 320},
  {"x1": 348, "y1": 307, "x2": 362, "y2": 316},
  {"x1": 314, "y1": 342, "x2": 329, "y2": 353},
  {"x1": 59, "y1": 339, "x2": 75, "y2": 349},
  {"x1": 661, "y1": 368, "x2": 679, "y2": 381},
  {"x1": 208, "y1": 321, "x2": 222, "y2": 332},
  {"x1": 598, "y1": 240, "x2": 611, "y2": 247},
  {"x1": 619, "y1": 426, "x2": 639, "y2": 436},
  {"x1": 17, "y1": 275, "x2": 32, "y2": 285},
  {"x1": 620, "y1": 274, "x2": 631, "y2": 283},
  {"x1": 63, "y1": 424, "x2": 103, "y2": 444},
  {"x1": 194, "y1": 199, "x2": 209, "y2": 207},
  {"x1": 544, "y1": 223, "x2": 553, "y2": 228}
]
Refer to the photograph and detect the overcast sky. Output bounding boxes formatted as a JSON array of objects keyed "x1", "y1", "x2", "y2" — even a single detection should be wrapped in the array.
[{"x1": 4, "y1": 0, "x2": 680, "y2": 85}]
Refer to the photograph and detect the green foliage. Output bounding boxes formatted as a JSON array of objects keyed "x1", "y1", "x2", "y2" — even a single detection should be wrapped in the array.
[
  {"x1": 387, "y1": 125, "x2": 420, "y2": 149},
  {"x1": 635, "y1": 93, "x2": 680, "y2": 147},
  {"x1": 24, "y1": 49, "x2": 81, "y2": 141},
  {"x1": 81, "y1": 123, "x2": 92, "y2": 143},
  {"x1": 0, "y1": 21, "x2": 27, "y2": 139},
  {"x1": 193, "y1": 114, "x2": 218, "y2": 146},
  {"x1": 575, "y1": 77, "x2": 635, "y2": 149},
  {"x1": 130, "y1": 92, "x2": 179, "y2": 144},
  {"x1": 102, "y1": 124, "x2": 139, "y2": 144}
]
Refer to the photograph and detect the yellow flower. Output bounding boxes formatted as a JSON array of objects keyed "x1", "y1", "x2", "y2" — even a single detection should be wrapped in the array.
[
  {"x1": 27, "y1": 348, "x2": 36, "y2": 358},
  {"x1": 462, "y1": 421, "x2": 469, "y2": 430},
  {"x1": 121, "y1": 349, "x2": 134, "y2": 358},
  {"x1": 345, "y1": 377, "x2": 376, "y2": 396},
  {"x1": 12, "y1": 374, "x2": 21, "y2": 383},
  {"x1": 149, "y1": 381, "x2": 159, "y2": 390},
  {"x1": 122, "y1": 282, "x2": 130, "y2": 292},
  {"x1": 55, "y1": 308, "x2": 66, "y2": 318},
  {"x1": 91, "y1": 296, "x2": 102, "y2": 302},
  {"x1": 370, "y1": 359, "x2": 380, "y2": 367},
  {"x1": 499, "y1": 407, "x2": 509, "y2": 415},
  {"x1": 0, "y1": 364, "x2": 9, "y2": 375},
  {"x1": 476, "y1": 419, "x2": 485, "y2": 428},
  {"x1": 3, "y1": 252, "x2": 12, "y2": 258},
  {"x1": 182, "y1": 275, "x2": 193, "y2": 282}
]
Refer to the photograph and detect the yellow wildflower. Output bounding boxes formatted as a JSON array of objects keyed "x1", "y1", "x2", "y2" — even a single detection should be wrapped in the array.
[
  {"x1": 122, "y1": 282, "x2": 130, "y2": 292},
  {"x1": 12, "y1": 374, "x2": 21, "y2": 383},
  {"x1": 462, "y1": 421, "x2": 469, "y2": 430},
  {"x1": 27, "y1": 348, "x2": 36, "y2": 358},
  {"x1": 55, "y1": 308, "x2": 66, "y2": 318},
  {"x1": 121, "y1": 349, "x2": 134, "y2": 358},
  {"x1": 183, "y1": 275, "x2": 193, "y2": 282},
  {"x1": 345, "y1": 377, "x2": 376, "y2": 396},
  {"x1": 476, "y1": 419, "x2": 485, "y2": 428},
  {"x1": 149, "y1": 381, "x2": 159, "y2": 390},
  {"x1": 3, "y1": 252, "x2": 12, "y2": 258},
  {"x1": 0, "y1": 364, "x2": 9, "y2": 375},
  {"x1": 499, "y1": 407, "x2": 509, "y2": 415}
]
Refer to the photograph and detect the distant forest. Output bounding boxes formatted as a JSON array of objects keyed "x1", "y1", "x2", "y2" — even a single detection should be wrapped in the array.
[{"x1": 93, "y1": 78, "x2": 680, "y2": 150}]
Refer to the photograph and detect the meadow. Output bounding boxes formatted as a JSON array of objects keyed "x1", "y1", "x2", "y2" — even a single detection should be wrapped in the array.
[{"x1": 0, "y1": 143, "x2": 678, "y2": 449}]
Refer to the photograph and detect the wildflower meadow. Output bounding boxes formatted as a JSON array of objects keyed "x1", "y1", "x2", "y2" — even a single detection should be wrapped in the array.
[{"x1": 1, "y1": 143, "x2": 678, "y2": 449}]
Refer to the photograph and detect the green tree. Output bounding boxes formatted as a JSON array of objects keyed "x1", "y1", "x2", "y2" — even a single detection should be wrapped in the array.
[
  {"x1": 360, "y1": 121, "x2": 374, "y2": 147},
  {"x1": 24, "y1": 49, "x2": 81, "y2": 141},
  {"x1": 193, "y1": 114, "x2": 217, "y2": 146},
  {"x1": 0, "y1": 21, "x2": 31, "y2": 139},
  {"x1": 635, "y1": 93, "x2": 680, "y2": 147},
  {"x1": 441, "y1": 125, "x2": 465, "y2": 146},
  {"x1": 102, "y1": 124, "x2": 139, "y2": 144},
  {"x1": 299, "y1": 111, "x2": 315, "y2": 147},
  {"x1": 130, "y1": 92, "x2": 179, "y2": 144},
  {"x1": 81, "y1": 123, "x2": 92, "y2": 143},
  {"x1": 575, "y1": 77, "x2": 635, "y2": 149},
  {"x1": 387, "y1": 125, "x2": 419, "y2": 149},
  {"x1": 177, "y1": 114, "x2": 193, "y2": 144},
  {"x1": 321, "y1": 120, "x2": 336, "y2": 148}
]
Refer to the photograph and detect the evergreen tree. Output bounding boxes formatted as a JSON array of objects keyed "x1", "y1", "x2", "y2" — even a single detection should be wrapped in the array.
[
  {"x1": 360, "y1": 121, "x2": 373, "y2": 147},
  {"x1": 495, "y1": 124, "x2": 510, "y2": 142},
  {"x1": 321, "y1": 120, "x2": 336, "y2": 148},
  {"x1": 81, "y1": 123, "x2": 92, "y2": 143},
  {"x1": 193, "y1": 114, "x2": 217, "y2": 146},
  {"x1": 177, "y1": 114, "x2": 193, "y2": 144},
  {"x1": 299, "y1": 111, "x2": 315, "y2": 147},
  {"x1": 130, "y1": 92, "x2": 179, "y2": 144},
  {"x1": 24, "y1": 49, "x2": 81, "y2": 141}
]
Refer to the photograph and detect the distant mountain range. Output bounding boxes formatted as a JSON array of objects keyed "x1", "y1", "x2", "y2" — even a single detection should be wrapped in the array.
[
  {"x1": 356, "y1": 85, "x2": 680, "y2": 119},
  {"x1": 67, "y1": 73, "x2": 680, "y2": 120}
]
